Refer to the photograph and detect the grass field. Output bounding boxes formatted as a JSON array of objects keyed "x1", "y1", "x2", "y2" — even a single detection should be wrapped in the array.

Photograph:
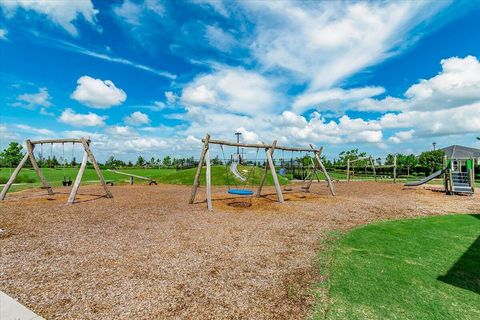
[
  {"x1": 0, "y1": 165, "x2": 290, "y2": 192},
  {"x1": 315, "y1": 214, "x2": 480, "y2": 319}
]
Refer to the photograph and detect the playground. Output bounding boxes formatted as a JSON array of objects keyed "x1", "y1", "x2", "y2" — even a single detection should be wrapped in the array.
[{"x1": 1, "y1": 181, "x2": 478, "y2": 319}]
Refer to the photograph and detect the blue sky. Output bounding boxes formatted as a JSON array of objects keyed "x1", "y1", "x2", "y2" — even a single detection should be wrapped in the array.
[{"x1": 1, "y1": 0, "x2": 480, "y2": 162}]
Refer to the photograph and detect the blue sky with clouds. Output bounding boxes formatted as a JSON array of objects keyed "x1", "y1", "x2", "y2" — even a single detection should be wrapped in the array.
[{"x1": 1, "y1": 0, "x2": 480, "y2": 161}]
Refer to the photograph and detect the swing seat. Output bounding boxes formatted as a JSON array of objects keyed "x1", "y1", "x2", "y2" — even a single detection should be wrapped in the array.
[{"x1": 228, "y1": 189, "x2": 254, "y2": 196}]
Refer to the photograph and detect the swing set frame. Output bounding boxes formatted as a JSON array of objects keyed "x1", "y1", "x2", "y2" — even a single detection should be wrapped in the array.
[
  {"x1": 189, "y1": 134, "x2": 335, "y2": 211},
  {"x1": 0, "y1": 137, "x2": 113, "y2": 204}
]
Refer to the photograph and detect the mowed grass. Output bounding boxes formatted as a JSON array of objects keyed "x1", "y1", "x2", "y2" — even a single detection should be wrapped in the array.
[
  {"x1": 315, "y1": 214, "x2": 480, "y2": 319},
  {"x1": 0, "y1": 165, "x2": 289, "y2": 192}
]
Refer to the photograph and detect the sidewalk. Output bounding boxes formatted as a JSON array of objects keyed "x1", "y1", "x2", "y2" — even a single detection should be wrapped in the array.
[{"x1": 0, "y1": 291, "x2": 44, "y2": 320}]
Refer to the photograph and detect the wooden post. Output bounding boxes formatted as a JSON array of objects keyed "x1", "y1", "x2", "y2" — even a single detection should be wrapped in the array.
[
  {"x1": 129, "y1": 176, "x2": 134, "y2": 185},
  {"x1": 370, "y1": 157, "x2": 377, "y2": 181},
  {"x1": 469, "y1": 157, "x2": 475, "y2": 192},
  {"x1": 303, "y1": 147, "x2": 323, "y2": 192},
  {"x1": 67, "y1": 150, "x2": 88, "y2": 204},
  {"x1": 26, "y1": 140, "x2": 53, "y2": 195},
  {"x1": 442, "y1": 155, "x2": 447, "y2": 193},
  {"x1": 311, "y1": 146, "x2": 335, "y2": 196},
  {"x1": 205, "y1": 148, "x2": 212, "y2": 211},
  {"x1": 393, "y1": 154, "x2": 397, "y2": 184},
  {"x1": 81, "y1": 138, "x2": 113, "y2": 198},
  {"x1": 347, "y1": 159, "x2": 350, "y2": 182},
  {"x1": 257, "y1": 141, "x2": 277, "y2": 197},
  {"x1": 189, "y1": 134, "x2": 210, "y2": 204},
  {"x1": 266, "y1": 140, "x2": 284, "y2": 203},
  {"x1": 0, "y1": 152, "x2": 29, "y2": 200}
]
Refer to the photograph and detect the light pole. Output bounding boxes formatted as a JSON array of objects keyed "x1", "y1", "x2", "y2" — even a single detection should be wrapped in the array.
[
  {"x1": 432, "y1": 142, "x2": 437, "y2": 151},
  {"x1": 235, "y1": 132, "x2": 242, "y2": 154}
]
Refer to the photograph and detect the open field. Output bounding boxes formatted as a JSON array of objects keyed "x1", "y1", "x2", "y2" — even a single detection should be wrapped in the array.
[
  {"x1": 321, "y1": 214, "x2": 480, "y2": 319},
  {"x1": 1, "y1": 181, "x2": 478, "y2": 319}
]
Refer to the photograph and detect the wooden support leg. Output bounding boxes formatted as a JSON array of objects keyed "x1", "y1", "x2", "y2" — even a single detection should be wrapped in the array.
[
  {"x1": 130, "y1": 176, "x2": 134, "y2": 185},
  {"x1": 205, "y1": 148, "x2": 212, "y2": 211},
  {"x1": 68, "y1": 150, "x2": 88, "y2": 204},
  {"x1": 81, "y1": 138, "x2": 113, "y2": 198},
  {"x1": 0, "y1": 153, "x2": 29, "y2": 200},
  {"x1": 26, "y1": 140, "x2": 53, "y2": 195},
  {"x1": 266, "y1": 141, "x2": 283, "y2": 203},
  {"x1": 347, "y1": 159, "x2": 350, "y2": 182},
  {"x1": 393, "y1": 154, "x2": 397, "y2": 184},
  {"x1": 313, "y1": 151, "x2": 335, "y2": 196},
  {"x1": 189, "y1": 134, "x2": 210, "y2": 204},
  {"x1": 257, "y1": 142, "x2": 276, "y2": 197}
]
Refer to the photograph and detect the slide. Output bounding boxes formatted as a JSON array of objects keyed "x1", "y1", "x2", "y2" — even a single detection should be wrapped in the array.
[
  {"x1": 230, "y1": 154, "x2": 247, "y2": 182},
  {"x1": 404, "y1": 169, "x2": 443, "y2": 187}
]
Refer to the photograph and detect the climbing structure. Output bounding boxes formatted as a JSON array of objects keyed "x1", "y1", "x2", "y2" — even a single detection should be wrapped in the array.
[
  {"x1": 189, "y1": 133, "x2": 335, "y2": 211},
  {"x1": 0, "y1": 137, "x2": 112, "y2": 204}
]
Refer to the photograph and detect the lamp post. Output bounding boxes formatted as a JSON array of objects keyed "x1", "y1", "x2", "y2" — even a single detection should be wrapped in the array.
[
  {"x1": 235, "y1": 132, "x2": 242, "y2": 154},
  {"x1": 432, "y1": 142, "x2": 437, "y2": 151}
]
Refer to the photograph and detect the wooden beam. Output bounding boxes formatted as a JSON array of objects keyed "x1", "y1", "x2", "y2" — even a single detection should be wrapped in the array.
[
  {"x1": 81, "y1": 138, "x2": 113, "y2": 198},
  {"x1": 189, "y1": 134, "x2": 210, "y2": 204},
  {"x1": 107, "y1": 169, "x2": 155, "y2": 182},
  {"x1": 30, "y1": 138, "x2": 85, "y2": 145},
  {"x1": 369, "y1": 157, "x2": 377, "y2": 182},
  {"x1": 26, "y1": 140, "x2": 53, "y2": 195},
  {"x1": 310, "y1": 144, "x2": 335, "y2": 196},
  {"x1": 257, "y1": 141, "x2": 277, "y2": 197},
  {"x1": 347, "y1": 159, "x2": 350, "y2": 182},
  {"x1": 302, "y1": 147, "x2": 323, "y2": 192},
  {"x1": 67, "y1": 150, "x2": 88, "y2": 204},
  {"x1": 205, "y1": 148, "x2": 212, "y2": 211},
  {"x1": 266, "y1": 140, "x2": 284, "y2": 203},
  {"x1": 0, "y1": 152, "x2": 29, "y2": 200},
  {"x1": 203, "y1": 138, "x2": 321, "y2": 153},
  {"x1": 393, "y1": 154, "x2": 397, "y2": 184}
]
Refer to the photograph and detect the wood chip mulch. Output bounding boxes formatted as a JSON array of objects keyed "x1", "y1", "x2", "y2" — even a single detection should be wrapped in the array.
[{"x1": 0, "y1": 182, "x2": 478, "y2": 319}]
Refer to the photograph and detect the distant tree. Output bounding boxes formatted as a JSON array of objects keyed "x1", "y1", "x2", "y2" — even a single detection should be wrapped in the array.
[
  {"x1": 162, "y1": 156, "x2": 172, "y2": 167},
  {"x1": 338, "y1": 149, "x2": 367, "y2": 166},
  {"x1": 0, "y1": 142, "x2": 25, "y2": 167},
  {"x1": 418, "y1": 150, "x2": 444, "y2": 175},
  {"x1": 70, "y1": 157, "x2": 77, "y2": 167},
  {"x1": 136, "y1": 156, "x2": 145, "y2": 167}
]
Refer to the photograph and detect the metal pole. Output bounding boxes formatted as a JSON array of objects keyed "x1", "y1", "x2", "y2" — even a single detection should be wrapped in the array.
[{"x1": 235, "y1": 132, "x2": 242, "y2": 154}]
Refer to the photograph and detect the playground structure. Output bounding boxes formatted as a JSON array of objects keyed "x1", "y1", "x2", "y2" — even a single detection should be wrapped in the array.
[
  {"x1": 405, "y1": 145, "x2": 478, "y2": 195},
  {"x1": 347, "y1": 155, "x2": 397, "y2": 183},
  {"x1": 0, "y1": 137, "x2": 112, "y2": 204},
  {"x1": 189, "y1": 134, "x2": 335, "y2": 210},
  {"x1": 107, "y1": 169, "x2": 157, "y2": 185}
]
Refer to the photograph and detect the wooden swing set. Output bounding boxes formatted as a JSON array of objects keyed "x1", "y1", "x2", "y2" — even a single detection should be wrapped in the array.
[
  {"x1": 189, "y1": 134, "x2": 335, "y2": 211},
  {"x1": 346, "y1": 155, "x2": 397, "y2": 183},
  {"x1": 0, "y1": 137, "x2": 112, "y2": 204}
]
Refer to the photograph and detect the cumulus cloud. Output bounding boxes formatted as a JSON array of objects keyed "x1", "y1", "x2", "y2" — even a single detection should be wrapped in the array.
[
  {"x1": 71, "y1": 76, "x2": 127, "y2": 109},
  {"x1": 58, "y1": 108, "x2": 107, "y2": 127},
  {"x1": 16, "y1": 124, "x2": 54, "y2": 136},
  {"x1": 0, "y1": 0, "x2": 98, "y2": 36},
  {"x1": 389, "y1": 130, "x2": 415, "y2": 144},
  {"x1": 181, "y1": 66, "x2": 278, "y2": 116},
  {"x1": 105, "y1": 125, "x2": 138, "y2": 137},
  {"x1": 165, "y1": 91, "x2": 177, "y2": 104},
  {"x1": 13, "y1": 87, "x2": 52, "y2": 109},
  {"x1": 205, "y1": 25, "x2": 237, "y2": 52},
  {"x1": 114, "y1": 0, "x2": 164, "y2": 26},
  {"x1": 124, "y1": 111, "x2": 151, "y2": 126}
]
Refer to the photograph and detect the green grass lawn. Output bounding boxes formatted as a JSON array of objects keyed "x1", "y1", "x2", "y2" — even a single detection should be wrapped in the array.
[
  {"x1": 314, "y1": 214, "x2": 480, "y2": 319},
  {"x1": 0, "y1": 165, "x2": 289, "y2": 192}
]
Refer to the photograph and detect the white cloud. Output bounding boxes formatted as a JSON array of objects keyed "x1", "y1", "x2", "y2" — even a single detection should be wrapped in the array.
[
  {"x1": 105, "y1": 125, "x2": 138, "y2": 137},
  {"x1": 181, "y1": 66, "x2": 278, "y2": 116},
  {"x1": 293, "y1": 86, "x2": 385, "y2": 113},
  {"x1": 15, "y1": 124, "x2": 54, "y2": 136},
  {"x1": 389, "y1": 130, "x2": 415, "y2": 144},
  {"x1": 58, "y1": 108, "x2": 107, "y2": 127},
  {"x1": 165, "y1": 91, "x2": 177, "y2": 104},
  {"x1": 205, "y1": 25, "x2": 237, "y2": 52},
  {"x1": 240, "y1": 1, "x2": 448, "y2": 90},
  {"x1": 0, "y1": 28, "x2": 7, "y2": 40},
  {"x1": 14, "y1": 87, "x2": 52, "y2": 109},
  {"x1": 0, "y1": 0, "x2": 98, "y2": 36},
  {"x1": 114, "y1": 0, "x2": 164, "y2": 26},
  {"x1": 235, "y1": 127, "x2": 259, "y2": 144},
  {"x1": 124, "y1": 111, "x2": 151, "y2": 126},
  {"x1": 71, "y1": 76, "x2": 127, "y2": 109}
]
